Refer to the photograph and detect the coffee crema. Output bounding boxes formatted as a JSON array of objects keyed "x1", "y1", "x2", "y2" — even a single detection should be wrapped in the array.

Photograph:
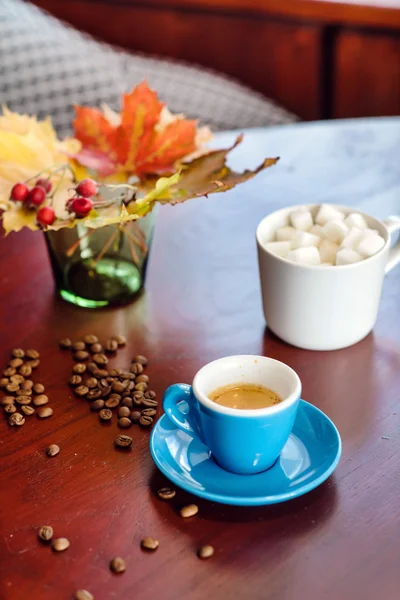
[{"x1": 209, "y1": 383, "x2": 282, "y2": 410}]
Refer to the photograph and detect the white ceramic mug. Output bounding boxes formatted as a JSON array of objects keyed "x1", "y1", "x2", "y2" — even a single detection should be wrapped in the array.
[{"x1": 256, "y1": 205, "x2": 400, "y2": 351}]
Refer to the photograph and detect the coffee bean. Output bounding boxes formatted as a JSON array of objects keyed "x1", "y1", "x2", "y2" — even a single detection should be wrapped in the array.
[
  {"x1": 142, "y1": 398, "x2": 158, "y2": 408},
  {"x1": 136, "y1": 374, "x2": 149, "y2": 384},
  {"x1": 130, "y1": 363, "x2": 144, "y2": 375},
  {"x1": 21, "y1": 388, "x2": 32, "y2": 396},
  {"x1": 72, "y1": 365, "x2": 86, "y2": 377},
  {"x1": 0, "y1": 377, "x2": 9, "y2": 388},
  {"x1": 133, "y1": 390, "x2": 144, "y2": 400},
  {"x1": 33, "y1": 383, "x2": 45, "y2": 394},
  {"x1": 74, "y1": 351, "x2": 89, "y2": 361},
  {"x1": 16, "y1": 396, "x2": 32, "y2": 405},
  {"x1": 83, "y1": 334, "x2": 98, "y2": 345},
  {"x1": 97, "y1": 378, "x2": 107, "y2": 389},
  {"x1": 26, "y1": 349, "x2": 40, "y2": 359},
  {"x1": 105, "y1": 339, "x2": 118, "y2": 353},
  {"x1": 130, "y1": 411, "x2": 141, "y2": 423},
  {"x1": 46, "y1": 444, "x2": 60, "y2": 457},
  {"x1": 100, "y1": 385, "x2": 111, "y2": 398},
  {"x1": 38, "y1": 525, "x2": 53, "y2": 541},
  {"x1": 9, "y1": 358, "x2": 24, "y2": 368},
  {"x1": 59, "y1": 338, "x2": 72, "y2": 349},
  {"x1": 198, "y1": 545, "x2": 214, "y2": 559},
  {"x1": 93, "y1": 368, "x2": 108, "y2": 378},
  {"x1": 157, "y1": 487, "x2": 176, "y2": 500},
  {"x1": 75, "y1": 590, "x2": 94, "y2": 600},
  {"x1": 21, "y1": 405, "x2": 35, "y2": 416},
  {"x1": 118, "y1": 417, "x2": 132, "y2": 429},
  {"x1": 12, "y1": 348, "x2": 25, "y2": 358},
  {"x1": 122, "y1": 398, "x2": 133, "y2": 409},
  {"x1": 4, "y1": 404, "x2": 16, "y2": 414},
  {"x1": 105, "y1": 396, "x2": 120, "y2": 408},
  {"x1": 141, "y1": 408, "x2": 156, "y2": 417},
  {"x1": 93, "y1": 353, "x2": 108, "y2": 365},
  {"x1": 86, "y1": 362, "x2": 98, "y2": 374},
  {"x1": 112, "y1": 381, "x2": 126, "y2": 393},
  {"x1": 126, "y1": 381, "x2": 135, "y2": 392},
  {"x1": 52, "y1": 537, "x2": 70, "y2": 552},
  {"x1": 112, "y1": 335, "x2": 127, "y2": 346},
  {"x1": 135, "y1": 382, "x2": 148, "y2": 393},
  {"x1": 90, "y1": 343, "x2": 103, "y2": 354},
  {"x1": 180, "y1": 504, "x2": 198, "y2": 518},
  {"x1": 27, "y1": 359, "x2": 40, "y2": 369},
  {"x1": 37, "y1": 406, "x2": 53, "y2": 418},
  {"x1": 139, "y1": 415, "x2": 153, "y2": 427},
  {"x1": 75, "y1": 386, "x2": 89, "y2": 397},
  {"x1": 110, "y1": 557, "x2": 126, "y2": 573},
  {"x1": 72, "y1": 341, "x2": 86, "y2": 351},
  {"x1": 118, "y1": 406, "x2": 131, "y2": 418},
  {"x1": 1, "y1": 396, "x2": 15, "y2": 406},
  {"x1": 33, "y1": 394, "x2": 49, "y2": 406},
  {"x1": 120, "y1": 372, "x2": 135, "y2": 381},
  {"x1": 10, "y1": 374, "x2": 25, "y2": 385},
  {"x1": 114, "y1": 435, "x2": 132, "y2": 448},
  {"x1": 21, "y1": 380, "x2": 34, "y2": 391},
  {"x1": 6, "y1": 382, "x2": 20, "y2": 393},
  {"x1": 145, "y1": 391, "x2": 157, "y2": 400},
  {"x1": 8, "y1": 412, "x2": 25, "y2": 426},
  {"x1": 91, "y1": 399, "x2": 105, "y2": 411},
  {"x1": 109, "y1": 368, "x2": 122, "y2": 377},
  {"x1": 134, "y1": 355, "x2": 148, "y2": 366},
  {"x1": 99, "y1": 408, "x2": 113, "y2": 421},
  {"x1": 19, "y1": 364, "x2": 32, "y2": 377},
  {"x1": 86, "y1": 377, "x2": 98, "y2": 389},
  {"x1": 140, "y1": 537, "x2": 159, "y2": 551},
  {"x1": 86, "y1": 389, "x2": 102, "y2": 400},
  {"x1": 69, "y1": 375, "x2": 82, "y2": 387},
  {"x1": 3, "y1": 367, "x2": 16, "y2": 377}
]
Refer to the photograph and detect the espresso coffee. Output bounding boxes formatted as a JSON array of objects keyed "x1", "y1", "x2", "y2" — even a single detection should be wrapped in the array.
[{"x1": 209, "y1": 383, "x2": 282, "y2": 410}]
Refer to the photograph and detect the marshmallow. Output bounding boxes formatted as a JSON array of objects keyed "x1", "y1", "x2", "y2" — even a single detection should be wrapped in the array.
[
  {"x1": 276, "y1": 226, "x2": 296, "y2": 242},
  {"x1": 336, "y1": 249, "x2": 362, "y2": 265},
  {"x1": 315, "y1": 204, "x2": 345, "y2": 226},
  {"x1": 322, "y1": 219, "x2": 349, "y2": 244},
  {"x1": 287, "y1": 247, "x2": 321, "y2": 266},
  {"x1": 290, "y1": 209, "x2": 313, "y2": 231},
  {"x1": 265, "y1": 241, "x2": 292, "y2": 258},
  {"x1": 357, "y1": 233, "x2": 385, "y2": 258},
  {"x1": 291, "y1": 230, "x2": 321, "y2": 249},
  {"x1": 309, "y1": 224, "x2": 323, "y2": 237},
  {"x1": 340, "y1": 227, "x2": 364, "y2": 250},
  {"x1": 344, "y1": 212, "x2": 368, "y2": 230},
  {"x1": 318, "y1": 238, "x2": 339, "y2": 264}
]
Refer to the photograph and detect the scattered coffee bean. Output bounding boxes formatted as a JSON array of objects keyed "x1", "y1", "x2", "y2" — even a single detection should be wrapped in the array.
[
  {"x1": 4, "y1": 404, "x2": 16, "y2": 414},
  {"x1": 9, "y1": 358, "x2": 24, "y2": 368},
  {"x1": 141, "y1": 537, "x2": 159, "y2": 551},
  {"x1": 98, "y1": 378, "x2": 109, "y2": 389},
  {"x1": 21, "y1": 405, "x2": 35, "y2": 416},
  {"x1": 26, "y1": 349, "x2": 40, "y2": 359},
  {"x1": 90, "y1": 399, "x2": 105, "y2": 411},
  {"x1": 141, "y1": 408, "x2": 157, "y2": 417},
  {"x1": 136, "y1": 374, "x2": 149, "y2": 384},
  {"x1": 110, "y1": 557, "x2": 126, "y2": 574},
  {"x1": 46, "y1": 444, "x2": 60, "y2": 457},
  {"x1": 118, "y1": 406, "x2": 131, "y2": 418},
  {"x1": 16, "y1": 396, "x2": 32, "y2": 405},
  {"x1": 0, "y1": 377, "x2": 9, "y2": 387},
  {"x1": 198, "y1": 545, "x2": 214, "y2": 559},
  {"x1": 100, "y1": 385, "x2": 111, "y2": 398},
  {"x1": 75, "y1": 590, "x2": 94, "y2": 600},
  {"x1": 72, "y1": 341, "x2": 86, "y2": 351},
  {"x1": 37, "y1": 407, "x2": 53, "y2": 418},
  {"x1": 132, "y1": 397, "x2": 143, "y2": 408},
  {"x1": 6, "y1": 382, "x2": 20, "y2": 393},
  {"x1": 38, "y1": 525, "x2": 53, "y2": 541},
  {"x1": 86, "y1": 362, "x2": 98, "y2": 374},
  {"x1": 142, "y1": 398, "x2": 158, "y2": 408},
  {"x1": 130, "y1": 363, "x2": 144, "y2": 375},
  {"x1": 75, "y1": 386, "x2": 89, "y2": 397},
  {"x1": 134, "y1": 355, "x2": 148, "y2": 366},
  {"x1": 3, "y1": 367, "x2": 16, "y2": 377},
  {"x1": 120, "y1": 372, "x2": 135, "y2": 381},
  {"x1": 180, "y1": 504, "x2": 199, "y2": 518},
  {"x1": 21, "y1": 388, "x2": 32, "y2": 396},
  {"x1": 99, "y1": 408, "x2": 113, "y2": 421},
  {"x1": 27, "y1": 359, "x2": 40, "y2": 369},
  {"x1": 12, "y1": 348, "x2": 25, "y2": 358},
  {"x1": 52, "y1": 537, "x2": 70, "y2": 552},
  {"x1": 112, "y1": 381, "x2": 126, "y2": 393},
  {"x1": 126, "y1": 381, "x2": 135, "y2": 393},
  {"x1": 21, "y1": 380, "x2": 34, "y2": 391},
  {"x1": 139, "y1": 415, "x2": 153, "y2": 427},
  {"x1": 157, "y1": 487, "x2": 176, "y2": 500},
  {"x1": 114, "y1": 435, "x2": 132, "y2": 448},
  {"x1": 59, "y1": 338, "x2": 72, "y2": 349},
  {"x1": 93, "y1": 368, "x2": 108, "y2": 378},
  {"x1": 72, "y1": 364, "x2": 87, "y2": 375},
  {"x1": 8, "y1": 412, "x2": 25, "y2": 426},
  {"x1": 86, "y1": 377, "x2": 98, "y2": 389},
  {"x1": 135, "y1": 382, "x2": 148, "y2": 393},
  {"x1": 74, "y1": 351, "x2": 89, "y2": 361},
  {"x1": 69, "y1": 375, "x2": 82, "y2": 387},
  {"x1": 112, "y1": 335, "x2": 127, "y2": 346},
  {"x1": 83, "y1": 334, "x2": 98, "y2": 345},
  {"x1": 1, "y1": 396, "x2": 15, "y2": 405},
  {"x1": 19, "y1": 364, "x2": 32, "y2": 377},
  {"x1": 122, "y1": 398, "x2": 133, "y2": 409},
  {"x1": 93, "y1": 353, "x2": 108, "y2": 365},
  {"x1": 33, "y1": 383, "x2": 45, "y2": 394},
  {"x1": 130, "y1": 411, "x2": 141, "y2": 423},
  {"x1": 118, "y1": 417, "x2": 132, "y2": 429},
  {"x1": 33, "y1": 394, "x2": 49, "y2": 406},
  {"x1": 90, "y1": 343, "x2": 103, "y2": 354},
  {"x1": 109, "y1": 368, "x2": 122, "y2": 377},
  {"x1": 10, "y1": 374, "x2": 25, "y2": 385},
  {"x1": 144, "y1": 391, "x2": 157, "y2": 400},
  {"x1": 86, "y1": 389, "x2": 102, "y2": 400},
  {"x1": 105, "y1": 339, "x2": 118, "y2": 353},
  {"x1": 105, "y1": 396, "x2": 120, "y2": 408}
]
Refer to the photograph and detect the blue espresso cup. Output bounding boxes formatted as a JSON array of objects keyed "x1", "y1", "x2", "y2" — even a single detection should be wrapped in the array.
[{"x1": 163, "y1": 355, "x2": 302, "y2": 474}]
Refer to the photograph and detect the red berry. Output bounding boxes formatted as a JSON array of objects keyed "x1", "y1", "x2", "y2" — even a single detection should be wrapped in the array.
[
  {"x1": 10, "y1": 183, "x2": 29, "y2": 202},
  {"x1": 26, "y1": 186, "x2": 46, "y2": 206},
  {"x1": 36, "y1": 178, "x2": 52, "y2": 193},
  {"x1": 70, "y1": 196, "x2": 94, "y2": 217},
  {"x1": 76, "y1": 179, "x2": 97, "y2": 198},
  {"x1": 37, "y1": 206, "x2": 56, "y2": 226}
]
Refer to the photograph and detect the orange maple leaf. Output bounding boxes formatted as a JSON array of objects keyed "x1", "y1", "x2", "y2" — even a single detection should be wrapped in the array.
[{"x1": 73, "y1": 82, "x2": 197, "y2": 178}]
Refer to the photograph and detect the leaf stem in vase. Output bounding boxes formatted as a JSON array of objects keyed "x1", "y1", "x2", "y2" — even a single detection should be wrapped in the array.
[
  {"x1": 65, "y1": 228, "x2": 96, "y2": 257},
  {"x1": 126, "y1": 228, "x2": 140, "y2": 266},
  {"x1": 124, "y1": 226, "x2": 148, "y2": 256},
  {"x1": 91, "y1": 228, "x2": 119, "y2": 267}
]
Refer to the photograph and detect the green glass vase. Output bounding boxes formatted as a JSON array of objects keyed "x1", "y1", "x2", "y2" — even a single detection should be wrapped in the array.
[{"x1": 45, "y1": 212, "x2": 155, "y2": 308}]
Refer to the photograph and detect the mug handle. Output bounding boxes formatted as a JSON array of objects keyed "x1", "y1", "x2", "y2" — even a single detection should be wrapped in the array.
[
  {"x1": 163, "y1": 383, "x2": 203, "y2": 441},
  {"x1": 384, "y1": 216, "x2": 400, "y2": 274}
]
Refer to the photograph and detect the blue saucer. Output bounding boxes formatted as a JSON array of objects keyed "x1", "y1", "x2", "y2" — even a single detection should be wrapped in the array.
[{"x1": 150, "y1": 400, "x2": 341, "y2": 506}]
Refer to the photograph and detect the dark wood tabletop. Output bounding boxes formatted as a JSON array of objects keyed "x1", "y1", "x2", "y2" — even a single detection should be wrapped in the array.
[{"x1": 0, "y1": 117, "x2": 399, "y2": 600}]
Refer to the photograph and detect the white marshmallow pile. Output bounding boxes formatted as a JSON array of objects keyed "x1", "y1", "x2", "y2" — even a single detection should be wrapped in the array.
[{"x1": 265, "y1": 205, "x2": 385, "y2": 267}]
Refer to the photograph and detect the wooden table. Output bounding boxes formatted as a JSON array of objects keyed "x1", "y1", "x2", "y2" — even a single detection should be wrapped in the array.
[{"x1": 0, "y1": 117, "x2": 399, "y2": 600}]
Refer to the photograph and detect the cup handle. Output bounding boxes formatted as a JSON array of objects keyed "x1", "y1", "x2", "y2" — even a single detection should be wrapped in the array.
[
  {"x1": 163, "y1": 383, "x2": 203, "y2": 440},
  {"x1": 384, "y1": 216, "x2": 400, "y2": 274}
]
